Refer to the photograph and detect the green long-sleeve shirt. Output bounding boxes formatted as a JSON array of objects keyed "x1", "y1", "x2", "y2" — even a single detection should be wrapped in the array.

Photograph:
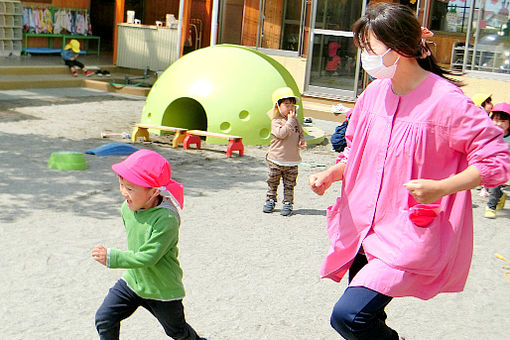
[{"x1": 108, "y1": 198, "x2": 185, "y2": 300}]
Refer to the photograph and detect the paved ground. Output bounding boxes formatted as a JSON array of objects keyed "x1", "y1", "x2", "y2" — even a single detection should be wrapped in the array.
[{"x1": 0, "y1": 87, "x2": 509, "y2": 339}]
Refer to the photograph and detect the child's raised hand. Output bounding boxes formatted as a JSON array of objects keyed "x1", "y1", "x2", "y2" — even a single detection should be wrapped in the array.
[
  {"x1": 92, "y1": 245, "x2": 107, "y2": 266},
  {"x1": 299, "y1": 140, "x2": 307, "y2": 149},
  {"x1": 404, "y1": 179, "x2": 444, "y2": 203}
]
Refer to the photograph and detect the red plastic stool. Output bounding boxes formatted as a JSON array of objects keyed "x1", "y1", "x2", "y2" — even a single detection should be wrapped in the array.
[
  {"x1": 226, "y1": 138, "x2": 244, "y2": 157},
  {"x1": 183, "y1": 135, "x2": 201, "y2": 150}
]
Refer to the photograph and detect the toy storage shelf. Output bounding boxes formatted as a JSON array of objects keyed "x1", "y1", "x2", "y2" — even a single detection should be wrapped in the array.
[{"x1": 0, "y1": 0, "x2": 22, "y2": 57}]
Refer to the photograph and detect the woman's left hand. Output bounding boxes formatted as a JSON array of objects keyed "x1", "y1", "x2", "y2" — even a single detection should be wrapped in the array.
[
  {"x1": 404, "y1": 179, "x2": 445, "y2": 203},
  {"x1": 299, "y1": 140, "x2": 307, "y2": 149}
]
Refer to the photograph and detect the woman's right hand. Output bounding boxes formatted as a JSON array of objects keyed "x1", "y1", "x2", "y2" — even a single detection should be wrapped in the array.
[
  {"x1": 309, "y1": 170, "x2": 333, "y2": 195},
  {"x1": 309, "y1": 163, "x2": 346, "y2": 195}
]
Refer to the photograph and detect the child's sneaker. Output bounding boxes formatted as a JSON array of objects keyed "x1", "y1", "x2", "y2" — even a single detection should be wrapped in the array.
[
  {"x1": 281, "y1": 202, "x2": 293, "y2": 216},
  {"x1": 479, "y1": 187, "x2": 490, "y2": 198},
  {"x1": 85, "y1": 70, "x2": 94, "y2": 77},
  {"x1": 497, "y1": 192, "x2": 507, "y2": 210},
  {"x1": 263, "y1": 199, "x2": 275, "y2": 213},
  {"x1": 71, "y1": 69, "x2": 78, "y2": 77},
  {"x1": 485, "y1": 206, "x2": 496, "y2": 219}
]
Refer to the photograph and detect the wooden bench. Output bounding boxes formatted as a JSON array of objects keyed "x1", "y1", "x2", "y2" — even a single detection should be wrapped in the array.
[
  {"x1": 131, "y1": 124, "x2": 188, "y2": 148},
  {"x1": 183, "y1": 130, "x2": 244, "y2": 157},
  {"x1": 23, "y1": 33, "x2": 64, "y2": 55}
]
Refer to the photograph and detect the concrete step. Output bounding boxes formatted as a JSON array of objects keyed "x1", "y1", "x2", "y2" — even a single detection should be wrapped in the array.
[
  {"x1": 0, "y1": 65, "x2": 150, "y2": 90},
  {"x1": 0, "y1": 73, "x2": 84, "y2": 90},
  {"x1": 0, "y1": 64, "x2": 119, "y2": 75},
  {"x1": 0, "y1": 65, "x2": 70, "y2": 75}
]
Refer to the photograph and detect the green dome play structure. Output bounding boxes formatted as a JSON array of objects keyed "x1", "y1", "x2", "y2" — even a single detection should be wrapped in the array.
[{"x1": 139, "y1": 44, "x2": 324, "y2": 146}]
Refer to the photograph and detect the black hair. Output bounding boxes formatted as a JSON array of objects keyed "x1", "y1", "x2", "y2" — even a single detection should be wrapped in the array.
[
  {"x1": 278, "y1": 97, "x2": 297, "y2": 105},
  {"x1": 482, "y1": 97, "x2": 492, "y2": 107},
  {"x1": 352, "y1": 2, "x2": 461, "y2": 86},
  {"x1": 491, "y1": 111, "x2": 510, "y2": 121}
]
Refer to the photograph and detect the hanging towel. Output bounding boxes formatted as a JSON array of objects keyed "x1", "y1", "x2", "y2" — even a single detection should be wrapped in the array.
[
  {"x1": 66, "y1": 10, "x2": 72, "y2": 33},
  {"x1": 27, "y1": 8, "x2": 36, "y2": 33},
  {"x1": 34, "y1": 8, "x2": 42, "y2": 34},
  {"x1": 41, "y1": 8, "x2": 53, "y2": 33},
  {"x1": 84, "y1": 11, "x2": 91, "y2": 35},
  {"x1": 54, "y1": 9, "x2": 66, "y2": 34},
  {"x1": 75, "y1": 12, "x2": 85, "y2": 35},
  {"x1": 22, "y1": 7, "x2": 29, "y2": 32},
  {"x1": 71, "y1": 11, "x2": 77, "y2": 35}
]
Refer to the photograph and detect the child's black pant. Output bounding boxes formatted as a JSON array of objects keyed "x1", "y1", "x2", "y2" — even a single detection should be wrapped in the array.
[
  {"x1": 488, "y1": 185, "x2": 504, "y2": 210},
  {"x1": 64, "y1": 59, "x2": 85, "y2": 69},
  {"x1": 95, "y1": 279, "x2": 201, "y2": 340}
]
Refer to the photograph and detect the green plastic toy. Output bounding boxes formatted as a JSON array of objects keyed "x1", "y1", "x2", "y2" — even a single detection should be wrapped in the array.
[
  {"x1": 140, "y1": 44, "x2": 324, "y2": 145},
  {"x1": 48, "y1": 152, "x2": 87, "y2": 171}
]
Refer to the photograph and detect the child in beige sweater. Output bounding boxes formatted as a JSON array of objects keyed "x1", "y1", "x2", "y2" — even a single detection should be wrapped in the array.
[{"x1": 263, "y1": 87, "x2": 306, "y2": 216}]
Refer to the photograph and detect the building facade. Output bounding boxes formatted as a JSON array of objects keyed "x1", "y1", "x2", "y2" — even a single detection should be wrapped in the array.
[
  {"x1": 20, "y1": 0, "x2": 510, "y2": 101},
  {"x1": 216, "y1": 0, "x2": 510, "y2": 100}
]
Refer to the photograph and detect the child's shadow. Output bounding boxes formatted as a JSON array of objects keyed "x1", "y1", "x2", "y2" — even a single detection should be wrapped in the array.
[
  {"x1": 498, "y1": 209, "x2": 510, "y2": 219},
  {"x1": 291, "y1": 208, "x2": 327, "y2": 216}
]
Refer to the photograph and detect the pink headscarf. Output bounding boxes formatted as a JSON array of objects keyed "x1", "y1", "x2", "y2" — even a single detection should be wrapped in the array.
[{"x1": 112, "y1": 149, "x2": 184, "y2": 208}]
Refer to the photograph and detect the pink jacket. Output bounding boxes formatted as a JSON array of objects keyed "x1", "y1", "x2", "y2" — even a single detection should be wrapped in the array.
[{"x1": 322, "y1": 73, "x2": 510, "y2": 300}]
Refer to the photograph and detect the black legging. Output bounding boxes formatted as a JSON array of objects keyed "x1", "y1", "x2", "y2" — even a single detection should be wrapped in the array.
[
  {"x1": 348, "y1": 251, "x2": 389, "y2": 323},
  {"x1": 64, "y1": 59, "x2": 85, "y2": 69},
  {"x1": 348, "y1": 251, "x2": 368, "y2": 283}
]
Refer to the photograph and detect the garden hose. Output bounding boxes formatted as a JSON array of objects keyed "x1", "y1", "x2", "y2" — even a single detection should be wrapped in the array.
[{"x1": 108, "y1": 76, "x2": 148, "y2": 88}]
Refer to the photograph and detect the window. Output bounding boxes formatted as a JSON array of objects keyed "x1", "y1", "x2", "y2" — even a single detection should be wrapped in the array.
[
  {"x1": 219, "y1": 0, "x2": 307, "y2": 55},
  {"x1": 430, "y1": 0, "x2": 470, "y2": 33}
]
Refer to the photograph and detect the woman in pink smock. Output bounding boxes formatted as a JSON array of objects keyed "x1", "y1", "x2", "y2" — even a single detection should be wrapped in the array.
[{"x1": 308, "y1": 3, "x2": 510, "y2": 340}]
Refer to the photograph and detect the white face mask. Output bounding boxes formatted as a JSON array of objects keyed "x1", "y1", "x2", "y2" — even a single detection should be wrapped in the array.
[{"x1": 361, "y1": 48, "x2": 400, "y2": 79}]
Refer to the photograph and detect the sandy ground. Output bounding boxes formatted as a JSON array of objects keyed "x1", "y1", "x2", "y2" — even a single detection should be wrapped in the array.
[{"x1": 1, "y1": 87, "x2": 509, "y2": 340}]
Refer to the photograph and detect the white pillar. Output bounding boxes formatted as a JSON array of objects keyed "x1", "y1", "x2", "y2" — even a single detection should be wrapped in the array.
[
  {"x1": 210, "y1": 0, "x2": 219, "y2": 46},
  {"x1": 177, "y1": 0, "x2": 185, "y2": 56}
]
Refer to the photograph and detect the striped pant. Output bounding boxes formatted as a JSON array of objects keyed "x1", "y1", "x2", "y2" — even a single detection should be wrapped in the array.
[{"x1": 266, "y1": 160, "x2": 299, "y2": 204}]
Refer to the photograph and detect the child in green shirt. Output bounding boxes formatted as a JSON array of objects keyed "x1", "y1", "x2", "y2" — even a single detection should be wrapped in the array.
[{"x1": 92, "y1": 149, "x2": 207, "y2": 339}]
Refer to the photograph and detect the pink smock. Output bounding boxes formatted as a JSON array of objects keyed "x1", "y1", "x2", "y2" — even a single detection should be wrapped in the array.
[{"x1": 322, "y1": 73, "x2": 510, "y2": 300}]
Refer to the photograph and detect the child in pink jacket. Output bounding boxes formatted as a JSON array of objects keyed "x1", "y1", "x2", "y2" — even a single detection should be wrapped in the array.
[{"x1": 309, "y1": 3, "x2": 510, "y2": 339}]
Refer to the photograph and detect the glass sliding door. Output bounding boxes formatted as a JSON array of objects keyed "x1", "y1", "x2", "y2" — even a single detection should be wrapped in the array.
[
  {"x1": 466, "y1": 0, "x2": 510, "y2": 73},
  {"x1": 305, "y1": 0, "x2": 365, "y2": 99},
  {"x1": 219, "y1": 0, "x2": 244, "y2": 45},
  {"x1": 257, "y1": 0, "x2": 306, "y2": 54},
  {"x1": 280, "y1": 0, "x2": 305, "y2": 51},
  {"x1": 427, "y1": 0, "x2": 510, "y2": 76},
  {"x1": 219, "y1": 0, "x2": 307, "y2": 55}
]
